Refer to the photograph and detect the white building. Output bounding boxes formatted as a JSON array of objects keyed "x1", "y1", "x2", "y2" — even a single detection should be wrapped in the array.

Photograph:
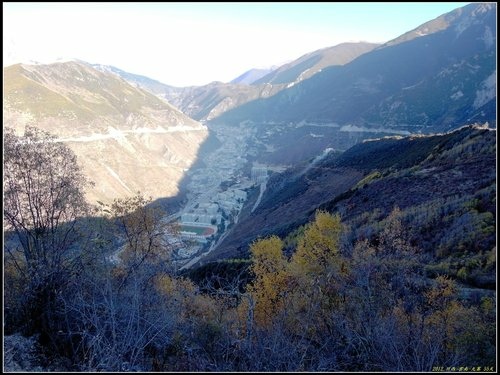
[
  {"x1": 199, "y1": 202, "x2": 219, "y2": 215},
  {"x1": 181, "y1": 213, "x2": 197, "y2": 223}
]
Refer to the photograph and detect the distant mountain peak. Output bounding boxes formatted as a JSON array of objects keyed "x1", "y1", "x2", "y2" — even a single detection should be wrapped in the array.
[
  {"x1": 253, "y1": 41, "x2": 380, "y2": 85},
  {"x1": 10, "y1": 56, "x2": 87, "y2": 67},
  {"x1": 230, "y1": 67, "x2": 277, "y2": 85}
]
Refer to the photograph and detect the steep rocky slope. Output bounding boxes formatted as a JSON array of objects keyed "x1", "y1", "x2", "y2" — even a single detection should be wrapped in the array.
[
  {"x1": 203, "y1": 125, "x2": 496, "y2": 292},
  {"x1": 215, "y1": 3, "x2": 496, "y2": 132},
  {"x1": 4, "y1": 61, "x2": 208, "y2": 203},
  {"x1": 253, "y1": 42, "x2": 379, "y2": 85}
]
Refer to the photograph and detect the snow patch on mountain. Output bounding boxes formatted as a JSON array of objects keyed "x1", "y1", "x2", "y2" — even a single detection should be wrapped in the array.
[
  {"x1": 481, "y1": 25, "x2": 494, "y2": 49},
  {"x1": 450, "y1": 91, "x2": 464, "y2": 100},
  {"x1": 473, "y1": 70, "x2": 496, "y2": 109}
]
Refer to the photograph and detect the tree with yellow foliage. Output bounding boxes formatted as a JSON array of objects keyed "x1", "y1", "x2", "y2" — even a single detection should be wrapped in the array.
[
  {"x1": 288, "y1": 211, "x2": 347, "y2": 341},
  {"x1": 246, "y1": 236, "x2": 290, "y2": 328},
  {"x1": 244, "y1": 212, "x2": 346, "y2": 342},
  {"x1": 292, "y1": 210, "x2": 342, "y2": 275}
]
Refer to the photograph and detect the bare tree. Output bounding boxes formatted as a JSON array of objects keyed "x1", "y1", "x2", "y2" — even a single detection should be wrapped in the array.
[
  {"x1": 59, "y1": 193, "x2": 180, "y2": 370},
  {"x1": 4, "y1": 126, "x2": 92, "y2": 336}
]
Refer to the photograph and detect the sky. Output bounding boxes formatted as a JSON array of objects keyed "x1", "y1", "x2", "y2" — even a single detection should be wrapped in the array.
[{"x1": 3, "y1": 2, "x2": 470, "y2": 87}]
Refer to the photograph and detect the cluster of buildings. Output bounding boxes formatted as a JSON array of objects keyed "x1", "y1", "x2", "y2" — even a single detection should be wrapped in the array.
[
  {"x1": 178, "y1": 187, "x2": 248, "y2": 242},
  {"x1": 173, "y1": 124, "x2": 269, "y2": 262},
  {"x1": 216, "y1": 189, "x2": 247, "y2": 213}
]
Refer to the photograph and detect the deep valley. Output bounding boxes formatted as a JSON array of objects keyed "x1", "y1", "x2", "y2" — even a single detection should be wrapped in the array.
[{"x1": 3, "y1": 2, "x2": 496, "y2": 372}]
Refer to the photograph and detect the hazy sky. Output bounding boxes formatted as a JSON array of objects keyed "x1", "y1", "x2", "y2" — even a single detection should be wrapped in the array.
[{"x1": 4, "y1": 2, "x2": 470, "y2": 87}]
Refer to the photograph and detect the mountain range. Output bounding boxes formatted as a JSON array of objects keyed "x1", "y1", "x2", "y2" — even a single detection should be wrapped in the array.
[
  {"x1": 215, "y1": 3, "x2": 496, "y2": 132},
  {"x1": 94, "y1": 42, "x2": 377, "y2": 121},
  {"x1": 3, "y1": 2, "x2": 496, "y2": 218},
  {"x1": 3, "y1": 4, "x2": 497, "y2": 370},
  {"x1": 4, "y1": 61, "x2": 208, "y2": 204}
]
